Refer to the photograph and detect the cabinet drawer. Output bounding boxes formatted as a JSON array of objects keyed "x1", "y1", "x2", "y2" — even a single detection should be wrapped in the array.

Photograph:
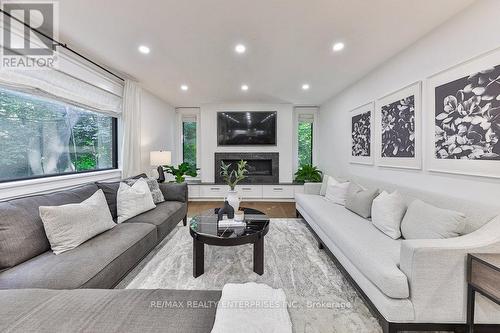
[
  {"x1": 188, "y1": 185, "x2": 200, "y2": 198},
  {"x1": 262, "y1": 185, "x2": 294, "y2": 199},
  {"x1": 235, "y1": 185, "x2": 262, "y2": 198},
  {"x1": 200, "y1": 185, "x2": 228, "y2": 198}
]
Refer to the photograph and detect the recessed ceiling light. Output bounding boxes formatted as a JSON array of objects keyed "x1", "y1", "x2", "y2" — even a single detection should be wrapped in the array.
[
  {"x1": 180, "y1": 84, "x2": 189, "y2": 91},
  {"x1": 302, "y1": 84, "x2": 310, "y2": 91},
  {"x1": 332, "y1": 42, "x2": 345, "y2": 52},
  {"x1": 235, "y1": 44, "x2": 246, "y2": 54},
  {"x1": 138, "y1": 45, "x2": 150, "y2": 54},
  {"x1": 241, "y1": 84, "x2": 249, "y2": 91}
]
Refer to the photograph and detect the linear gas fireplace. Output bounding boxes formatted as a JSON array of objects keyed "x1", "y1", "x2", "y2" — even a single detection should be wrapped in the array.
[{"x1": 214, "y1": 152, "x2": 279, "y2": 184}]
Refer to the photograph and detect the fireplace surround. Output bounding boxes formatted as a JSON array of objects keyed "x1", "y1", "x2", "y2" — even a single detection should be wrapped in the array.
[{"x1": 214, "y1": 152, "x2": 279, "y2": 184}]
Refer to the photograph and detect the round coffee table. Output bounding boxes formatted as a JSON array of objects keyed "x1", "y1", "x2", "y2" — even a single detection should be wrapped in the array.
[{"x1": 189, "y1": 207, "x2": 270, "y2": 278}]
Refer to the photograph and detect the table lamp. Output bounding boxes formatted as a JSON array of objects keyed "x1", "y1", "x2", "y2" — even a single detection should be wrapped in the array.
[{"x1": 150, "y1": 151, "x2": 171, "y2": 183}]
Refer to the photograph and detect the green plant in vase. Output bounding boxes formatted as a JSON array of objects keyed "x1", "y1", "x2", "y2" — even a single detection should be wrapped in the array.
[
  {"x1": 220, "y1": 160, "x2": 248, "y2": 211},
  {"x1": 294, "y1": 164, "x2": 323, "y2": 183},
  {"x1": 164, "y1": 162, "x2": 198, "y2": 183}
]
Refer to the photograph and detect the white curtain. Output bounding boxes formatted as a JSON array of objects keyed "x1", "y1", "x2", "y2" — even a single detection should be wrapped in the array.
[{"x1": 121, "y1": 80, "x2": 142, "y2": 178}]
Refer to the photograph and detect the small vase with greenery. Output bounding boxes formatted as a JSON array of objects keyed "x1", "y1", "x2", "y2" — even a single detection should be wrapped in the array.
[
  {"x1": 220, "y1": 160, "x2": 248, "y2": 211},
  {"x1": 164, "y1": 163, "x2": 198, "y2": 183},
  {"x1": 294, "y1": 164, "x2": 323, "y2": 183}
]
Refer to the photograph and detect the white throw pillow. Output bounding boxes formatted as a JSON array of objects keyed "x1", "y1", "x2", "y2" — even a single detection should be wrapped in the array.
[
  {"x1": 117, "y1": 178, "x2": 156, "y2": 223},
  {"x1": 325, "y1": 177, "x2": 351, "y2": 206},
  {"x1": 39, "y1": 189, "x2": 116, "y2": 255},
  {"x1": 319, "y1": 175, "x2": 330, "y2": 196},
  {"x1": 401, "y1": 200, "x2": 466, "y2": 239},
  {"x1": 371, "y1": 190, "x2": 407, "y2": 239}
]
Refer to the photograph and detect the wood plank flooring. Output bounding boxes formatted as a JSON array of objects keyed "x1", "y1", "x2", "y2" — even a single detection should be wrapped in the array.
[{"x1": 187, "y1": 201, "x2": 297, "y2": 218}]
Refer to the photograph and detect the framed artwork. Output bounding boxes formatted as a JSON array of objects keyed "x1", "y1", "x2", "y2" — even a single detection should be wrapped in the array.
[
  {"x1": 426, "y1": 48, "x2": 500, "y2": 178},
  {"x1": 350, "y1": 102, "x2": 374, "y2": 165},
  {"x1": 375, "y1": 82, "x2": 422, "y2": 169}
]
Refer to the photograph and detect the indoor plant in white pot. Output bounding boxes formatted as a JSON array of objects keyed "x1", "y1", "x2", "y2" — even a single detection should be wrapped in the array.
[{"x1": 220, "y1": 160, "x2": 248, "y2": 212}]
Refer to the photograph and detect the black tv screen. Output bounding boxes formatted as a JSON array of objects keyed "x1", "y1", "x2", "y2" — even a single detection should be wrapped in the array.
[{"x1": 217, "y1": 111, "x2": 277, "y2": 145}]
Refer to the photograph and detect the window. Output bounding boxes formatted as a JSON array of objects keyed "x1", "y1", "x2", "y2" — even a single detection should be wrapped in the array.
[
  {"x1": 182, "y1": 116, "x2": 197, "y2": 167},
  {"x1": 0, "y1": 86, "x2": 117, "y2": 182},
  {"x1": 297, "y1": 116, "x2": 313, "y2": 167}
]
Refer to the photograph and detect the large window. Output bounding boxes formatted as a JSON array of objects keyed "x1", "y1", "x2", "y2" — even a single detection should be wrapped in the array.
[
  {"x1": 0, "y1": 86, "x2": 117, "y2": 182},
  {"x1": 182, "y1": 117, "x2": 197, "y2": 167},
  {"x1": 297, "y1": 119, "x2": 313, "y2": 167}
]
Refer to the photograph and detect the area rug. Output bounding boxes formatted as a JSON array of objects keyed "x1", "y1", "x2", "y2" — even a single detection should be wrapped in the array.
[{"x1": 116, "y1": 218, "x2": 381, "y2": 333}]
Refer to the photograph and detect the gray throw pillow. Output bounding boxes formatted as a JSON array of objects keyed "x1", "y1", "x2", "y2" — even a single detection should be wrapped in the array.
[
  {"x1": 401, "y1": 200, "x2": 466, "y2": 239},
  {"x1": 39, "y1": 190, "x2": 116, "y2": 255},
  {"x1": 345, "y1": 183, "x2": 379, "y2": 218},
  {"x1": 125, "y1": 177, "x2": 165, "y2": 204}
]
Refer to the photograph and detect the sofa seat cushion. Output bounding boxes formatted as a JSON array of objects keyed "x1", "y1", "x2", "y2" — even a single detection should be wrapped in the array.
[
  {"x1": 0, "y1": 288, "x2": 221, "y2": 333},
  {"x1": 125, "y1": 201, "x2": 186, "y2": 240},
  {"x1": 0, "y1": 223, "x2": 156, "y2": 290},
  {"x1": 296, "y1": 193, "x2": 409, "y2": 299}
]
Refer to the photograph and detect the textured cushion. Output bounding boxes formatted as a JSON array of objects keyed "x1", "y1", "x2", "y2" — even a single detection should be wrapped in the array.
[
  {"x1": 39, "y1": 190, "x2": 116, "y2": 255},
  {"x1": 126, "y1": 177, "x2": 165, "y2": 204},
  {"x1": 0, "y1": 288, "x2": 221, "y2": 333},
  {"x1": 117, "y1": 179, "x2": 156, "y2": 223},
  {"x1": 0, "y1": 223, "x2": 156, "y2": 289},
  {"x1": 401, "y1": 200, "x2": 466, "y2": 239},
  {"x1": 295, "y1": 193, "x2": 409, "y2": 298},
  {"x1": 0, "y1": 184, "x2": 99, "y2": 271},
  {"x1": 96, "y1": 181, "x2": 121, "y2": 219},
  {"x1": 126, "y1": 201, "x2": 187, "y2": 240},
  {"x1": 345, "y1": 183, "x2": 379, "y2": 218},
  {"x1": 319, "y1": 175, "x2": 330, "y2": 196},
  {"x1": 371, "y1": 191, "x2": 407, "y2": 239},
  {"x1": 325, "y1": 177, "x2": 350, "y2": 205},
  {"x1": 159, "y1": 182, "x2": 188, "y2": 202}
]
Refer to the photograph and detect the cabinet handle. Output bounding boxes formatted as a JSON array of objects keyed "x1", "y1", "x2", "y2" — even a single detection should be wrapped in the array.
[
  {"x1": 273, "y1": 187, "x2": 283, "y2": 191},
  {"x1": 210, "y1": 187, "x2": 220, "y2": 191},
  {"x1": 242, "y1": 188, "x2": 252, "y2": 191}
]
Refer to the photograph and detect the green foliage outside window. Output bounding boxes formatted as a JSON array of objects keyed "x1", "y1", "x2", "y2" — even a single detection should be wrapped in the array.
[
  {"x1": 182, "y1": 121, "x2": 197, "y2": 168},
  {"x1": 298, "y1": 121, "x2": 313, "y2": 166}
]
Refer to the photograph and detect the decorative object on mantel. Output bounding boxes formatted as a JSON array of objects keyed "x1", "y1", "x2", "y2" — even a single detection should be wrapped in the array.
[
  {"x1": 150, "y1": 151, "x2": 171, "y2": 183},
  {"x1": 164, "y1": 162, "x2": 198, "y2": 183},
  {"x1": 220, "y1": 160, "x2": 248, "y2": 211},
  {"x1": 294, "y1": 164, "x2": 323, "y2": 183},
  {"x1": 350, "y1": 102, "x2": 374, "y2": 165}
]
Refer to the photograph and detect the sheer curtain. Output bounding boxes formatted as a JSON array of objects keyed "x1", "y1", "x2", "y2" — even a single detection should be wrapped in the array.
[{"x1": 121, "y1": 80, "x2": 142, "y2": 178}]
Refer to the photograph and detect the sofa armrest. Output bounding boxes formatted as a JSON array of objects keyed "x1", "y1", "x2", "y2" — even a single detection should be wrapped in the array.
[
  {"x1": 304, "y1": 183, "x2": 322, "y2": 195},
  {"x1": 159, "y1": 182, "x2": 188, "y2": 203},
  {"x1": 399, "y1": 215, "x2": 500, "y2": 322}
]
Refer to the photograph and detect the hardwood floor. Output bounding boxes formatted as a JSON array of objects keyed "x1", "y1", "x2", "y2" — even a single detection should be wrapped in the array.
[{"x1": 187, "y1": 201, "x2": 297, "y2": 218}]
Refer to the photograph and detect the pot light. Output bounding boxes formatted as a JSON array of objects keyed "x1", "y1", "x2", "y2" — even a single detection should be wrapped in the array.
[
  {"x1": 332, "y1": 42, "x2": 344, "y2": 52},
  {"x1": 235, "y1": 44, "x2": 246, "y2": 54},
  {"x1": 241, "y1": 84, "x2": 249, "y2": 91},
  {"x1": 302, "y1": 84, "x2": 310, "y2": 91},
  {"x1": 180, "y1": 84, "x2": 189, "y2": 91},
  {"x1": 138, "y1": 45, "x2": 150, "y2": 54}
]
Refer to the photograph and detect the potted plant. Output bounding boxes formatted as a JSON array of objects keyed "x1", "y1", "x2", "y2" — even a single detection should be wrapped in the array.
[
  {"x1": 164, "y1": 163, "x2": 198, "y2": 183},
  {"x1": 220, "y1": 160, "x2": 248, "y2": 211},
  {"x1": 294, "y1": 164, "x2": 323, "y2": 183}
]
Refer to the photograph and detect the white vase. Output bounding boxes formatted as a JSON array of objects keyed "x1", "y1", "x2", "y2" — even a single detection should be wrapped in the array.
[{"x1": 226, "y1": 190, "x2": 240, "y2": 212}]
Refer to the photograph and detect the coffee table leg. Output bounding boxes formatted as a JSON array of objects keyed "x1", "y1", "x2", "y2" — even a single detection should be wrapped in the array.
[
  {"x1": 253, "y1": 237, "x2": 264, "y2": 275},
  {"x1": 193, "y1": 238, "x2": 204, "y2": 278}
]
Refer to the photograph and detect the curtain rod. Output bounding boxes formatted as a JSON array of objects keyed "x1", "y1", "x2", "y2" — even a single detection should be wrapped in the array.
[{"x1": 0, "y1": 9, "x2": 125, "y2": 82}]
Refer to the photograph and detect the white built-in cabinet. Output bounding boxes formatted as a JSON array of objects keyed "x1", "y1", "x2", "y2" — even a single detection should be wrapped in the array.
[{"x1": 188, "y1": 184, "x2": 303, "y2": 200}]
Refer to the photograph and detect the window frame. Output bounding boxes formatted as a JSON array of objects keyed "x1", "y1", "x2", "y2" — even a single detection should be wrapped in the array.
[
  {"x1": 176, "y1": 107, "x2": 201, "y2": 179},
  {"x1": 0, "y1": 87, "x2": 119, "y2": 184},
  {"x1": 294, "y1": 107, "x2": 319, "y2": 173}
]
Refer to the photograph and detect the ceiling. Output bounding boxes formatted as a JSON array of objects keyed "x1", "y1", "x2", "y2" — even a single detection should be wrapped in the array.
[{"x1": 58, "y1": 0, "x2": 474, "y2": 107}]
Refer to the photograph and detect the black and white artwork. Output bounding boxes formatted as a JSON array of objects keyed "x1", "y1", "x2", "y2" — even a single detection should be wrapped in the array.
[
  {"x1": 352, "y1": 111, "x2": 371, "y2": 157},
  {"x1": 435, "y1": 65, "x2": 500, "y2": 160},
  {"x1": 381, "y1": 95, "x2": 415, "y2": 158}
]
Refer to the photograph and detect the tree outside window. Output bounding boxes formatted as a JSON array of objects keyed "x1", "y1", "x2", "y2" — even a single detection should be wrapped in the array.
[
  {"x1": 298, "y1": 121, "x2": 313, "y2": 166},
  {"x1": 182, "y1": 121, "x2": 197, "y2": 167}
]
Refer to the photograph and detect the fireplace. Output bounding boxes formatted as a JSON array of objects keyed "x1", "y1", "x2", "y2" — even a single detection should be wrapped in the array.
[{"x1": 214, "y1": 152, "x2": 279, "y2": 184}]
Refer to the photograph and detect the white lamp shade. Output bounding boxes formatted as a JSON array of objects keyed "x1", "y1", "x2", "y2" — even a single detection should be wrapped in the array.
[{"x1": 150, "y1": 151, "x2": 171, "y2": 166}]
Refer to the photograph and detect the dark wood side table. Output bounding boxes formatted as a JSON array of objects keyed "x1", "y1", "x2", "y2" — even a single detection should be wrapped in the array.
[{"x1": 466, "y1": 253, "x2": 500, "y2": 333}]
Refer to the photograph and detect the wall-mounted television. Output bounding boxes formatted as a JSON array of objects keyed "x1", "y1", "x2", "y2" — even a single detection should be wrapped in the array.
[{"x1": 217, "y1": 111, "x2": 277, "y2": 146}]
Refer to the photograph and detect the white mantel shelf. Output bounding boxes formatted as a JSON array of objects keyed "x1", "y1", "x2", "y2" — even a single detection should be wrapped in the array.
[{"x1": 188, "y1": 183, "x2": 304, "y2": 201}]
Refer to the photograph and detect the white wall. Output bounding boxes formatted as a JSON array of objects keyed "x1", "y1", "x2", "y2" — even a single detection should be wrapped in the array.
[
  {"x1": 140, "y1": 89, "x2": 177, "y2": 175},
  {"x1": 318, "y1": 0, "x2": 500, "y2": 206},
  {"x1": 199, "y1": 103, "x2": 294, "y2": 183}
]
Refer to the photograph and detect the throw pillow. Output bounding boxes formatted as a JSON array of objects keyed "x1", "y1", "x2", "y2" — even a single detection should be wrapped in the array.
[
  {"x1": 325, "y1": 178, "x2": 350, "y2": 205},
  {"x1": 401, "y1": 200, "x2": 466, "y2": 239},
  {"x1": 117, "y1": 178, "x2": 156, "y2": 223},
  {"x1": 125, "y1": 177, "x2": 165, "y2": 204},
  {"x1": 39, "y1": 189, "x2": 116, "y2": 255},
  {"x1": 345, "y1": 183, "x2": 379, "y2": 218},
  {"x1": 319, "y1": 175, "x2": 330, "y2": 196},
  {"x1": 371, "y1": 190, "x2": 406, "y2": 239},
  {"x1": 95, "y1": 181, "x2": 121, "y2": 219}
]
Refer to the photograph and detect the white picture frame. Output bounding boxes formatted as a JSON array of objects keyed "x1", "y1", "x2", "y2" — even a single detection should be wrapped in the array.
[
  {"x1": 350, "y1": 102, "x2": 374, "y2": 165},
  {"x1": 425, "y1": 48, "x2": 500, "y2": 178},
  {"x1": 375, "y1": 81, "x2": 422, "y2": 170}
]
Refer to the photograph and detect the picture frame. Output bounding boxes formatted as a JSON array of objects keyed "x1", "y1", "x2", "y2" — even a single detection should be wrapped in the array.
[
  {"x1": 425, "y1": 48, "x2": 500, "y2": 178},
  {"x1": 375, "y1": 81, "x2": 422, "y2": 170},
  {"x1": 350, "y1": 102, "x2": 374, "y2": 165}
]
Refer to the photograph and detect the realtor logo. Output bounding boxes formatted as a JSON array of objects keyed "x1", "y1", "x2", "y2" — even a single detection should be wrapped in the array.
[{"x1": 1, "y1": 1, "x2": 59, "y2": 69}]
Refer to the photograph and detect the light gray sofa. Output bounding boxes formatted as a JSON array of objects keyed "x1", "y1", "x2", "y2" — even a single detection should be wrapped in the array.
[{"x1": 295, "y1": 176, "x2": 500, "y2": 333}]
